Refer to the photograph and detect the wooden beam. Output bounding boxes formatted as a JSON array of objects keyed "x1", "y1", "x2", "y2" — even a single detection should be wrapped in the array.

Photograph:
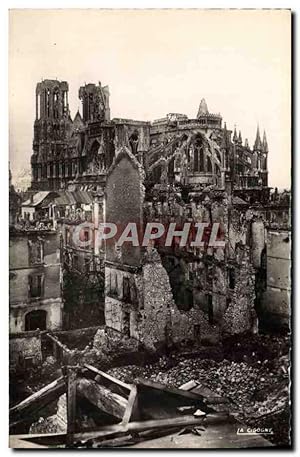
[
  {"x1": 76, "y1": 378, "x2": 127, "y2": 420},
  {"x1": 9, "y1": 436, "x2": 48, "y2": 448},
  {"x1": 9, "y1": 433, "x2": 67, "y2": 447},
  {"x1": 10, "y1": 376, "x2": 66, "y2": 422},
  {"x1": 137, "y1": 378, "x2": 208, "y2": 404},
  {"x1": 46, "y1": 333, "x2": 72, "y2": 354},
  {"x1": 179, "y1": 380, "x2": 198, "y2": 391},
  {"x1": 122, "y1": 385, "x2": 139, "y2": 425},
  {"x1": 84, "y1": 364, "x2": 131, "y2": 396},
  {"x1": 10, "y1": 413, "x2": 230, "y2": 447},
  {"x1": 74, "y1": 414, "x2": 211, "y2": 445},
  {"x1": 190, "y1": 383, "x2": 230, "y2": 404},
  {"x1": 66, "y1": 367, "x2": 77, "y2": 446}
]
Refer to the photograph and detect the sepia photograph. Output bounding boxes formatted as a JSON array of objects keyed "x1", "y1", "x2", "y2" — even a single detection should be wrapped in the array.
[{"x1": 8, "y1": 8, "x2": 291, "y2": 449}]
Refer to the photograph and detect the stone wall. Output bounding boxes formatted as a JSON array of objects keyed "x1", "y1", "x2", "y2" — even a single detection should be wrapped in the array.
[
  {"x1": 105, "y1": 265, "x2": 142, "y2": 334},
  {"x1": 251, "y1": 219, "x2": 266, "y2": 268},
  {"x1": 105, "y1": 147, "x2": 145, "y2": 267},
  {"x1": 262, "y1": 229, "x2": 291, "y2": 328},
  {"x1": 10, "y1": 299, "x2": 63, "y2": 333},
  {"x1": 9, "y1": 264, "x2": 62, "y2": 305},
  {"x1": 104, "y1": 185, "x2": 260, "y2": 349},
  {"x1": 10, "y1": 331, "x2": 42, "y2": 370},
  {"x1": 105, "y1": 247, "x2": 229, "y2": 351},
  {"x1": 9, "y1": 230, "x2": 63, "y2": 334},
  {"x1": 222, "y1": 247, "x2": 257, "y2": 336},
  {"x1": 103, "y1": 128, "x2": 266, "y2": 350}
]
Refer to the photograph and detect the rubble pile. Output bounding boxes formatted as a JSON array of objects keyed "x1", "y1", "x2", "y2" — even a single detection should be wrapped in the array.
[
  {"x1": 29, "y1": 394, "x2": 67, "y2": 434},
  {"x1": 107, "y1": 337, "x2": 290, "y2": 446},
  {"x1": 108, "y1": 356, "x2": 289, "y2": 411},
  {"x1": 10, "y1": 363, "x2": 273, "y2": 449},
  {"x1": 11, "y1": 333, "x2": 290, "y2": 447}
]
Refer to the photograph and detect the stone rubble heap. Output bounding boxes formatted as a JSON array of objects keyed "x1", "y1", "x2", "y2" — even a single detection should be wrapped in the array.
[{"x1": 107, "y1": 350, "x2": 289, "y2": 445}]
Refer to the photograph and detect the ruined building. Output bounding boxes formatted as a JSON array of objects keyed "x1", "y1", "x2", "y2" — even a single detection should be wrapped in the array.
[
  {"x1": 19, "y1": 188, "x2": 106, "y2": 329},
  {"x1": 26, "y1": 78, "x2": 290, "y2": 350},
  {"x1": 104, "y1": 147, "x2": 261, "y2": 351},
  {"x1": 30, "y1": 79, "x2": 269, "y2": 201},
  {"x1": 9, "y1": 225, "x2": 63, "y2": 370},
  {"x1": 30, "y1": 79, "x2": 147, "y2": 192},
  {"x1": 10, "y1": 226, "x2": 63, "y2": 334},
  {"x1": 262, "y1": 191, "x2": 291, "y2": 328}
]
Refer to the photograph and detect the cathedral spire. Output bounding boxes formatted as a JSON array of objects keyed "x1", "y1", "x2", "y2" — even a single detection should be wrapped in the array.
[
  {"x1": 233, "y1": 125, "x2": 238, "y2": 143},
  {"x1": 262, "y1": 130, "x2": 268, "y2": 153},
  {"x1": 197, "y1": 98, "x2": 209, "y2": 117},
  {"x1": 238, "y1": 130, "x2": 242, "y2": 145},
  {"x1": 221, "y1": 122, "x2": 229, "y2": 148},
  {"x1": 244, "y1": 138, "x2": 249, "y2": 149},
  {"x1": 254, "y1": 125, "x2": 262, "y2": 150}
]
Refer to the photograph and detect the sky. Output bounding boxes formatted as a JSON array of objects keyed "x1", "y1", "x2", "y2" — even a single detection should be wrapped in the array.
[{"x1": 9, "y1": 9, "x2": 291, "y2": 189}]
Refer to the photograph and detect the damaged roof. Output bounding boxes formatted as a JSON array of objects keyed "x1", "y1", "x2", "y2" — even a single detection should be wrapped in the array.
[
  {"x1": 22, "y1": 191, "x2": 52, "y2": 207},
  {"x1": 49, "y1": 191, "x2": 93, "y2": 207},
  {"x1": 24, "y1": 191, "x2": 94, "y2": 209}
]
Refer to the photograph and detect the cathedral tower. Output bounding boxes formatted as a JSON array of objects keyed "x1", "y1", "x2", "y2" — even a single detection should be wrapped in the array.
[
  {"x1": 31, "y1": 79, "x2": 72, "y2": 190},
  {"x1": 36, "y1": 79, "x2": 69, "y2": 121},
  {"x1": 79, "y1": 82, "x2": 110, "y2": 123}
]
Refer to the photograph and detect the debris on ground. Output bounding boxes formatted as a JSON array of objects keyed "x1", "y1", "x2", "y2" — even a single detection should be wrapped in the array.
[{"x1": 106, "y1": 335, "x2": 290, "y2": 446}]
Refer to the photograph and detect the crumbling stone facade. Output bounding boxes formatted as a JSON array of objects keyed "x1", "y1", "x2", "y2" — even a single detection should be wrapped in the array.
[
  {"x1": 25, "y1": 77, "x2": 290, "y2": 349},
  {"x1": 9, "y1": 229, "x2": 63, "y2": 333},
  {"x1": 104, "y1": 145, "x2": 260, "y2": 351},
  {"x1": 262, "y1": 217, "x2": 291, "y2": 329},
  {"x1": 9, "y1": 331, "x2": 42, "y2": 371}
]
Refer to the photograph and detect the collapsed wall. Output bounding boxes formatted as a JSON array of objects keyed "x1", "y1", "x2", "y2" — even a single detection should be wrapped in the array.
[{"x1": 104, "y1": 146, "x2": 257, "y2": 351}]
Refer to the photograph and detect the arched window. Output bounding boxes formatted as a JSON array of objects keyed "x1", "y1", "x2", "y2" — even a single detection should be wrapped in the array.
[
  {"x1": 199, "y1": 149, "x2": 204, "y2": 171},
  {"x1": 168, "y1": 157, "x2": 175, "y2": 182},
  {"x1": 46, "y1": 89, "x2": 51, "y2": 117},
  {"x1": 207, "y1": 156, "x2": 212, "y2": 173},
  {"x1": 88, "y1": 140, "x2": 103, "y2": 172},
  {"x1": 194, "y1": 147, "x2": 199, "y2": 172},
  {"x1": 53, "y1": 88, "x2": 59, "y2": 119},
  {"x1": 25, "y1": 310, "x2": 47, "y2": 331},
  {"x1": 90, "y1": 140, "x2": 100, "y2": 156},
  {"x1": 194, "y1": 136, "x2": 205, "y2": 172}
]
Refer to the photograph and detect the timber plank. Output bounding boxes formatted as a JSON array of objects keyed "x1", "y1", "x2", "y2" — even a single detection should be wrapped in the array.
[
  {"x1": 66, "y1": 368, "x2": 77, "y2": 445},
  {"x1": 84, "y1": 364, "x2": 131, "y2": 396},
  {"x1": 10, "y1": 376, "x2": 66, "y2": 422},
  {"x1": 76, "y1": 377, "x2": 127, "y2": 420},
  {"x1": 122, "y1": 385, "x2": 139, "y2": 425},
  {"x1": 137, "y1": 378, "x2": 208, "y2": 403}
]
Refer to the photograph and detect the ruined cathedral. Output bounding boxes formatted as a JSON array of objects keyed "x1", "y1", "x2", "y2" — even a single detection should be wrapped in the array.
[
  {"x1": 31, "y1": 79, "x2": 269, "y2": 196},
  {"x1": 16, "y1": 78, "x2": 289, "y2": 351}
]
